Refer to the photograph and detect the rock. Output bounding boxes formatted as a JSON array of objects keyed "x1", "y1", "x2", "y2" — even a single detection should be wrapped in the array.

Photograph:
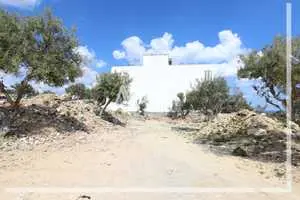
[
  {"x1": 247, "y1": 128, "x2": 267, "y2": 137},
  {"x1": 232, "y1": 147, "x2": 248, "y2": 157},
  {"x1": 236, "y1": 109, "x2": 256, "y2": 117}
]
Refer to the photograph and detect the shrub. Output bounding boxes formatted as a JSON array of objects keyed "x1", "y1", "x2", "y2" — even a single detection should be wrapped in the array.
[
  {"x1": 222, "y1": 93, "x2": 251, "y2": 113},
  {"x1": 169, "y1": 77, "x2": 251, "y2": 119},
  {"x1": 65, "y1": 83, "x2": 89, "y2": 99},
  {"x1": 168, "y1": 92, "x2": 191, "y2": 119},
  {"x1": 186, "y1": 77, "x2": 229, "y2": 116},
  {"x1": 137, "y1": 96, "x2": 148, "y2": 116}
]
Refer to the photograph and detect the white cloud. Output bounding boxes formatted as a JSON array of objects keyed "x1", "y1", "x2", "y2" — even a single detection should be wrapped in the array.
[
  {"x1": 0, "y1": 0, "x2": 41, "y2": 8},
  {"x1": 113, "y1": 30, "x2": 249, "y2": 69},
  {"x1": 113, "y1": 36, "x2": 146, "y2": 64},
  {"x1": 75, "y1": 46, "x2": 106, "y2": 69},
  {"x1": 68, "y1": 46, "x2": 106, "y2": 88},
  {"x1": 112, "y1": 50, "x2": 126, "y2": 60},
  {"x1": 172, "y1": 30, "x2": 247, "y2": 64},
  {"x1": 149, "y1": 32, "x2": 174, "y2": 52},
  {"x1": 75, "y1": 66, "x2": 98, "y2": 88}
]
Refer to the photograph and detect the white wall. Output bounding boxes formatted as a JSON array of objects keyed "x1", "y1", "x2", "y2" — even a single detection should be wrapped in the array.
[
  {"x1": 110, "y1": 55, "x2": 219, "y2": 112},
  {"x1": 143, "y1": 54, "x2": 169, "y2": 67}
]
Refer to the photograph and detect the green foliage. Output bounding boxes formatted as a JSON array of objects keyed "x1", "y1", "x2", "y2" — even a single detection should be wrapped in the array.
[
  {"x1": 0, "y1": 8, "x2": 82, "y2": 106},
  {"x1": 169, "y1": 77, "x2": 250, "y2": 119},
  {"x1": 168, "y1": 92, "x2": 191, "y2": 119},
  {"x1": 222, "y1": 92, "x2": 252, "y2": 113},
  {"x1": 65, "y1": 83, "x2": 87, "y2": 99},
  {"x1": 238, "y1": 36, "x2": 300, "y2": 112},
  {"x1": 84, "y1": 88, "x2": 92, "y2": 100},
  {"x1": 92, "y1": 72, "x2": 132, "y2": 116},
  {"x1": 186, "y1": 77, "x2": 229, "y2": 115},
  {"x1": 137, "y1": 96, "x2": 148, "y2": 116},
  {"x1": 11, "y1": 83, "x2": 39, "y2": 98}
]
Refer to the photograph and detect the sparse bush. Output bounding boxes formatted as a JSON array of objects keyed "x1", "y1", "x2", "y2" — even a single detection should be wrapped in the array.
[
  {"x1": 137, "y1": 96, "x2": 148, "y2": 116},
  {"x1": 168, "y1": 92, "x2": 191, "y2": 119},
  {"x1": 65, "y1": 83, "x2": 89, "y2": 99},
  {"x1": 222, "y1": 93, "x2": 251, "y2": 113}
]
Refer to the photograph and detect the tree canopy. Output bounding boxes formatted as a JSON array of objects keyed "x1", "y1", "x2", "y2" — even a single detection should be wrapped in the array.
[
  {"x1": 238, "y1": 36, "x2": 300, "y2": 112},
  {"x1": 186, "y1": 77, "x2": 229, "y2": 115},
  {"x1": 0, "y1": 9, "x2": 82, "y2": 106},
  {"x1": 169, "y1": 77, "x2": 250, "y2": 119}
]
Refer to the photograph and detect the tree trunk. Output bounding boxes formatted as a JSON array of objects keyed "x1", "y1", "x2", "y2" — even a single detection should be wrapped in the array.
[
  {"x1": 100, "y1": 99, "x2": 112, "y2": 117},
  {"x1": 0, "y1": 81, "x2": 14, "y2": 105},
  {"x1": 183, "y1": 110, "x2": 190, "y2": 119},
  {"x1": 13, "y1": 80, "x2": 28, "y2": 107},
  {"x1": 2, "y1": 89, "x2": 14, "y2": 105},
  {"x1": 0, "y1": 80, "x2": 29, "y2": 107}
]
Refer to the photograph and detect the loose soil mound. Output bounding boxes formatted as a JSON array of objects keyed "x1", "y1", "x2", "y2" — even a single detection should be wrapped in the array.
[
  {"x1": 0, "y1": 94, "x2": 113, "y2": 150},
  {"x1": 173, "y1": 109, "x2": 300, "y2": 165}
]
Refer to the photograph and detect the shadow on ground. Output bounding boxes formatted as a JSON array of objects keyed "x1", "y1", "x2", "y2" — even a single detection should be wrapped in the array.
[
  {"x1": 171, "y1": 126, "x2": 201, "y2": 132},
  {"x1": 102, "y1": 111, "x2": 126, "y2": 127},
  {"x1": 0, "y1": 104, "x2": 88, "y2": 137}
]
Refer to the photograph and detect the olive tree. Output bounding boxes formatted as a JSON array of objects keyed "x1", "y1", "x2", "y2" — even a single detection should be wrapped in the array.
[
  {"x1": 169, "y1": 77, "x2": 250, "y2": 119},
  {"x1": 0, "y1": 9, "x2": 82, "y2": 106},
  {"x1": 238, "y1": 36, "x2": 300, "y2": 114},
  {"x1": 92, "y1": 72, "x2": 132, "y2": 116},
  {"x1": 186, "y1": 77, "x2": 229, "y2": 115},
  {"x1": 168, "y1": 92, "x2": 191, "y2": 119}
]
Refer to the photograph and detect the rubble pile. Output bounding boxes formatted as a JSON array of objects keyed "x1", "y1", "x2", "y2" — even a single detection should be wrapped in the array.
[
  {"x1": 175, "y1": 109, "x2": 300, "y2": 165},
  {"x1": 0, "y1": 94, "x2": 112, "y2": 149}
]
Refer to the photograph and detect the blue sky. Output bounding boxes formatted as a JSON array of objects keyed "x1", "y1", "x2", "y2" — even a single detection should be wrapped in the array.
[{"x1": 0, "y1": 0, "x2": 299, "y2": 110}]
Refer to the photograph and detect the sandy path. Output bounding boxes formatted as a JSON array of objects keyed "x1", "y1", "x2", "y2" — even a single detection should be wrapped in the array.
[{"x1": 0, "y1": 119, "x2": 299, "y2": 200}]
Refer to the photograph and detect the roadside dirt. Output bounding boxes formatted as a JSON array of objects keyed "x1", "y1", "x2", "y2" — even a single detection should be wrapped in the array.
[{"x1": 0, "y1": 119, "x2": 299, "y2": 200}]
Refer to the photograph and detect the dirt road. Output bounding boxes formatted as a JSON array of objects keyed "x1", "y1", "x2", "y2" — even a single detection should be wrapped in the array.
[{"x1": 0, "y1": 119, "x2": 299, "y2": 200}]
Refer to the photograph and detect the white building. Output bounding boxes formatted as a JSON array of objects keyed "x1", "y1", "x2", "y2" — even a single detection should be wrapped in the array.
[{"x1": 111, "y1": 54, "x2": 225, "y2": 113}]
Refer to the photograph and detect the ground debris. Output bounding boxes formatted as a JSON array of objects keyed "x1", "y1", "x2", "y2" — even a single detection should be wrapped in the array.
[
  {"x1": 173, "y1": 109, "x2": 300, "y2": 165},
  {"x1": 0, "y1": 94, "x2": 113, "y2": 150}
]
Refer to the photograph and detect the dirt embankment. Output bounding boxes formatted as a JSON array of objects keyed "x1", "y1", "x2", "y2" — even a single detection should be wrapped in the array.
[
  {"x1": 0, "y1": 94, "x2": 116, "y2": 151},
  {"x1": 172, "y1": 109, "x2": 300, "y2": 166}
]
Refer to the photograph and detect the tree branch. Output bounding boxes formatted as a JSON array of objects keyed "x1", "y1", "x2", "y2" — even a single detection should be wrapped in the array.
[{"x1": 0, "y1": 80, "x2": 15, "y2": 105}]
